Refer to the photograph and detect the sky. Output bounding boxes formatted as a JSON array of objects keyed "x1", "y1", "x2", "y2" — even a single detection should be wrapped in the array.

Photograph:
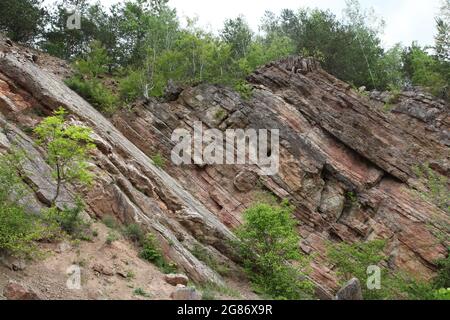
[{"x1": 99, "y1": 0, "x2": 443, "y2": 48}]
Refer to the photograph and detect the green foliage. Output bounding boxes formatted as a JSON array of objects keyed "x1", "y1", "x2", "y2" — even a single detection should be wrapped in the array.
[
  {"x1": 126, "y1": 270, "x2": 136, "y2": 279},
  {"x1": 434, "y1": 247, "x2": 450, "y2": 289},
  {"x1": 191, "y1": 244, "x2": 230, "y2": 276},
  {"x1": 123, "y1": 223, "x2": 146, "y2": 245},
  {"x1": 66, "y1": 77, "x2": 118, "y2": 114},
  {"x1": 34, "y1": 107, "x2": 96, "y2": 204},
  {"x1": 139, "y1": 233, "x2": 177, "y2": 273},
  {"x1": 66, "y1": 42, "x2": 119, "y2": 113},
  {"x1": 118, "y1": 69, "x2": 146, "y2": 103},
  {"x1": 75, "y1": 40, "x2": 111, "y2": 78},
  {"x1": 254, "y1": 187, "x2": 279, "y2": 206},
  {"x1": 106, "y1": 230, "x2": 120, "y2": 245},
  {"x1": 383, "y1": 102, "x2": 393, "y2": 113},
  {"x1": 102, "y1": 215, "x2": 120, "y2": 230},
  {"x1": 43, "y1": 198, "x2": 91, "y2": 240},
  {"x1": 387, "y1": 86, "x2": 402, "y2": 104},
  {"x1": 403, "y1": 44, "x2": 450, "y2": 100},
  {"x1": 214, "y1": 109, "x2": 227, "y2": 121},
  {"x1": 151, "y1": 153, "x2": 166, "y2": 168},
  {"x1": 413, "y1": 163, "x2": 449, "y2": 213},
  {"x1": 235, "y1": 201, "x2": 313, "y2": 300},
  {"x1": 220, "y1": 16, "x2": 253, "y2": 59},
  {"x1": 376, "y1": 44, "x2": 405, "y2": 90},
  {"x1": 0, "y1": 0, "x2": 47, "y2": 43},
  {"x1": 139, "y1": 233, "x2": 163, "y2": 262},
  {"x1": 133, "y1": 287, "x2": 150, "y2": 297},
  {"x1": 261, "y1": 4, "x2": 384, "y2": 90},
  {"x1": 434, "y1": 288, "x2": 450, "y2": 300},
  {"x1": 234, "y1": 81, "x2": 253, "y2": 100},
  {"x1": 328, "y1": 240, "x2": 387, "y2": 299},
  {"x1": 41, "y1": 0, "x2": 119, "y2": 60},
  {"x1": 5, "y1": 0, "x2": 450, "y2": 104},
  {"x1": 0, "y1": 152, "x2": 50, "y2": 257},
  {"x1": 327, "y1": 240, "x2": 438, "y2": 300},
  {"x1": 199, "y1": 282, "x2": 241, "y2": 300},
  {"x1": 345, "y1": 191, "x2": 359, "y2": 206}
]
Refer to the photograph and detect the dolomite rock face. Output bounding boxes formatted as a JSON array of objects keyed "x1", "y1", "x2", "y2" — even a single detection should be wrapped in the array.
[
  {"x1": 0, "y1": 37, "x2": 448, "y2": 297},
  {"x1": 111, "y1": 57, "x2": 449, "y2": 291},
  {"x1": 0, "y1": 39, "x2": 235, "y2": 287}
]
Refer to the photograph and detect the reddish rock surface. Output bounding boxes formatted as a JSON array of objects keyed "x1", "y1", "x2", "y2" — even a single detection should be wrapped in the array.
[
  {"x1": 0, "y1": 37, "x2": 448, "y2": 297},
  {"x1": 3, "y1": 281, "x2": 40, "y2": 300},
  {"x1": 164, "y1": 274, "x2": 189, "y2": 286}
]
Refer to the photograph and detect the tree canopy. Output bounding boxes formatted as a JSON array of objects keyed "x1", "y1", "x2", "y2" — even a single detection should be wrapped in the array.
[{"x1": 1, "y1": 0, "x2": 448, "y2": 106}]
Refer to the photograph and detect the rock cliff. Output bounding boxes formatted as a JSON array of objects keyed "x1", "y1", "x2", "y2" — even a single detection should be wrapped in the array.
[{"x1": 0, "y1": 39, "x2": 448, "y2": 298}]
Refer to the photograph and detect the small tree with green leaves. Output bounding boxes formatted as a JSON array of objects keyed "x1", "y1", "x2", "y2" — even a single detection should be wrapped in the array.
[
  {"x1": 235, "y1": 201, "x2": 313, "y2": 300},
  {"x1": 34, "y1": 107, "x2": 96, "y2": 204}
]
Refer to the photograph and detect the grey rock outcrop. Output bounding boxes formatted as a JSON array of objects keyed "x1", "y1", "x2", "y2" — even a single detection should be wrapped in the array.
[{"x1": 335, "y1": 278, "x2": 363, "y2": 300}]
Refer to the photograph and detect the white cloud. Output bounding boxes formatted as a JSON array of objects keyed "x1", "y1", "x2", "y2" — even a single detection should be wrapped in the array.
[{"x1": 381, "y1": 0, "x2": 441, "y2": 48}]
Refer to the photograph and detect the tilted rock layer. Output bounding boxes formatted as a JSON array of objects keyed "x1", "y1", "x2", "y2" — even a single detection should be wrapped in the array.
[{"x1": 0, "y1": 38, "x2": 448, "y2": 297}]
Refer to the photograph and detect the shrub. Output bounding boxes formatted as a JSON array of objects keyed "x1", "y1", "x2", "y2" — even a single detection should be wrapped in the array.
[
  {"x1": 133, "y1": 287, "x2": 150, "y2": 297},
  {"x1": 404, "y1": 45, "x2": 449, "y2": 100},
  {"x1": 0, "y1": 200, "x2": 48, "y2": 257},
  {"x1": 65, "y1": 41, "x2": 119, "y2": 113},
  {"x1": 102, "y1": 216, "x2": 120, "y2": 229},
  {"x1": 126, "y1": 270, "x2": 136, "y2": 280},
  {"x1": 214, "y1": 109, "x2": 227, "y2": 121},
  {"x1": 151, "y1": 153, "x2": 166, "y2": 168},
  {"x1": 139, "y1": 233, "x2": 177, "y2": 274},
  {"x1": 345, "y1": 191, "x2": 359, "y2": 207},
  {"x1": 434, "y1": 247, "x2": 450, "y2": 289},
  {"x1": 140, "y1": 233, "x2": 164, "y2": 263},
  {"x1": 234, "y1": 80, "x2": 253, "y2": 100},
  {"x1": 123, "y1": 223, "x2": 146, "y2": 245},
  {"x1": 0, "y1": 152, "x2": 50, "y2": 257},
  {"x1": 106, "y1": 231, "x2": 120, "y2": 245},
  {"x1": 66, "y1": 77, "x2": 118, "y2": 114},
  {"x1": 434, "y1": 288, "x2": 450, "y2": 300},
  {"x1": 235, "y1": 201, "x2": 313, "y2": 300},
  {"x1": 327, "y1": 240, "x2": 437, "y2": 300},
  {"x1": 191, "y1": 244, "x2": 230, "y2": 276},
  {"x1": 118, "y1": 70, "x2": 145, "y2": 103},
  {"x1": 43, "y1": 198, "x2": 91, "y2": 240}
]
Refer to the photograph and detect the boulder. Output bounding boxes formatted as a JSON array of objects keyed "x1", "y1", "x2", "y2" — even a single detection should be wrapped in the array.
[
  {"x1": 92, "y1": 263, "x2": 114, "y2": 276},
  {"x1": 0, "y1": 255, "x2": 27, "y2": 271},
  {"x1": 335, "y1": 278, "x2": 363, "y2": 300},
  {"x1": 3, "y1": 281, "x2": 40, "y2": 300},
  {"x1": 164, "y1": 274, "x2": 189, "y2": 286}
]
